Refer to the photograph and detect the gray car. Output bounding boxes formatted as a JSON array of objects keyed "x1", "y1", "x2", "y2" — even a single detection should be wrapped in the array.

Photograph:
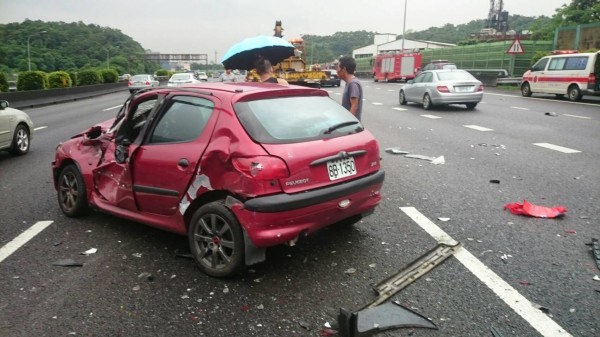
[
  {"x1": 0, "y1": 100, "x2": 34, "y2": 155},
  {"x1": 128, "y1": 74, "x2": 160, "y2": 93},
  {"x1": 399, "y1": 69, "x2": 483, "y2": 110}
]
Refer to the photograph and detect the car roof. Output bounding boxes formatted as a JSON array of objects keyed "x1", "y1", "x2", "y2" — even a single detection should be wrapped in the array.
[{"x1": 132, "y1": 83, "x2": 329, "y2": 104}]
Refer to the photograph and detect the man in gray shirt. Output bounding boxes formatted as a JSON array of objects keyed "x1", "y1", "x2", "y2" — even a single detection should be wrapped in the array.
[{"x1": 338, "y1": 56, "x2": 363, "y2": 121}]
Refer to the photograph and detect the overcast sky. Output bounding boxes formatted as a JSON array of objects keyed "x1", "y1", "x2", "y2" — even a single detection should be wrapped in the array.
[{"x1": 0, "y1": 0, "x2": 567, "y2": 63}]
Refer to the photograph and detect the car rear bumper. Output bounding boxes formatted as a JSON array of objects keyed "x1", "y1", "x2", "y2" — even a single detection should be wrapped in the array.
[
  {"x1": 432, "y1": 92, "x2": 483, "y2": 104},
  {"x1": 234, "y1": 170, "x2": 384, "y2": 247}
]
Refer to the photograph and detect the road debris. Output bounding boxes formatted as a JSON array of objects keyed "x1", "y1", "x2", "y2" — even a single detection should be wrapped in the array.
[
  {"x1": 588, "y1": 238, "x2": 600, "y2": 271},
  {"x1": 385, "y1": 148, "x2": 445, "y2": 164},
  {"x1": 138, "y1": 272, "x2": 154, "y2": 281},
  {"x1": 504, "y1": 200, "x2": 567, "y2": 218},
  {"x1": 52, "y1": 259, "x2": 83, "y2": 267},
  {"x1": 80, "y1": 248, "x2": 97, "y2": 255},
  {"x1": 385, "y1": 148, "x2": 409, "y2": 155},
  {"x1": 437, "y1": 217, "x2": 450, "y2": 222},
  {"x1": 489, "y1": 179, "x2": 500, "y2": 184},
  {"x1": 545, "y1": 112, "x2": 558, "y2": 117},
  {"x1": 337, "y1": 242, "x2": 460, "y2": 336}
]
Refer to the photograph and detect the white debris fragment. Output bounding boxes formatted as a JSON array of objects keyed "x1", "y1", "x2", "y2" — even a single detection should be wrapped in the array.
[
  {"x1": 593, "y1": 275, "x2": 600, "y2": 281},
  {"x1": 344, "y1": 268, "x2": 356, "y2": 274},
  {"x1": 80, "y1": 248, "x2": 97, "y2": 255},
  {"x1": 132, "y1": 253, "x2": 142, "y2": 258},
  {"x1": 181, "y1": 295, "x2": 189, "y2": 299},
  {"x1": 369, "y1": 263, "x2": 376, "y2": 268},
  {"x1": 170, "y1": 274, "x2": 176, "y2": 279},
  {"x1": 437, "y1": 217, "x2": 450, "y2": 222},
  {"x1": 223, "y1": 287, "x2": 230, "y2": 294},
  {"x1": 324, "y1": 322, "x2": 332, "y2": 328},
  {"x1": 257, "y1": 304, "x2": 264, "y2": 310},
  {"x1": 431, "y1": 156, "x2": 445, "y2": 165},
  {"x1": 132, "y1": 285, "x2": 140, "y2": 291}
]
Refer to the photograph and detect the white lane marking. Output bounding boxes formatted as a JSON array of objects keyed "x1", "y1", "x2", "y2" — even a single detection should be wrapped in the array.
[
  {"x1": 533, "y1": 143, "x2": 581, "y2": 153},
  {"x1": 334, "y1": 92, "x2": 341, "y2": 96},
  {"x1": 387, "y1": 89, "x2": 395, "y2": 92},
  {"x1": 103, "y1": 105, "x2": 122, "y2": 111},
  {"x1": 0, "y1": 221, "x2": 54, "y2": 263},
  {"x1": 511, "y1": 106, "x2": 529, "y2": 110},
  {"x1": 34, "y1": 126, "x2": 48, "y2": 131},
  {"x1": 392, "y1": 107, "x2": 407, "y2": 111},
  {"x1": 464, "y1": 125, "x2": 493, "y2": 131},
  {"x1": 421, "y1": 114, "x2": 442, "y2": 119},
  {"x1": 563, "y1": 114, "x2": 591, "y2": 119},
  {"x1": 372, "y1": 102, "x2": 384, "y2": 105},
  {"x1": 400, "y1": 207, "x2": 573, "y2": 337}
]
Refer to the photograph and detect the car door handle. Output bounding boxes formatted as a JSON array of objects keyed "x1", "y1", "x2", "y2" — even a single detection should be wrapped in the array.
[{"x1": 178, "y1": 159, "x2": 189, "y2": 167}]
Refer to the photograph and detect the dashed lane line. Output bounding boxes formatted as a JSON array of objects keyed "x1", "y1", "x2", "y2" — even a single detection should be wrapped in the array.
[
  {"x1": 511, "y1": 106, "x2": 530, "y2": 110},
  {"x1": 34, "y1": 126, "x2": 48, "y2": 131},
  {"x1": 392, "y1": 107, "x2": 407, "y2": 111},
  {"x1": 533, "y1": 143, "x2": 581, "y2": 153},
  {"x1": 420, "y1": 114, "x2": 442, "y2": 119},
  {"x1": 103, "y1": 105, "x2": 123, "y2": 111},
  {"x1": 371, "y1": 102, "x2": 384, "y2": 105},
  {"x1": 464, "y1": 125, "x2": 493, "y2": 131},
  {"x1": 400, "y1": 207, "x2": 573, "y2": 337},
  {"x1": 563, "y1": 114, "x2": 591, "y2": 119},
  {"x1": 0, "y1": 221, "x2": 54, "y2": 263}
]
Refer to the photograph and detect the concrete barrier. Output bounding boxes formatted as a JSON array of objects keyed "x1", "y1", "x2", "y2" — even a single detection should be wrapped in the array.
[{"x1": 0, "y1": 82, "x2": 128, "y2": 109}]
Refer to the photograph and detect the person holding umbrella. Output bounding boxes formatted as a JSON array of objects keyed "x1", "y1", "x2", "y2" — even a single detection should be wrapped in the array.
[{"x1": 255, "y1": 57, "x2": 288, "y2": 86}]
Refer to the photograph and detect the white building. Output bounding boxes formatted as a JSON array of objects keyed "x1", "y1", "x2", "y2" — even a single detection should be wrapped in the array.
[{"x1": 353, "y1": 35, "x2": 455, "y2": 60}]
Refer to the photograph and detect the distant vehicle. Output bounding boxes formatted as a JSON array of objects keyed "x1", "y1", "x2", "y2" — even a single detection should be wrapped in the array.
[
  {"x1": 8, "y1": 81, "x2": 17, "y2": 92},
  {"x1": 321, "y1": 69, "x2": 341, "y2": 87},
  {"x1": 51, "y1": 83, "x2": 384, "y2": 277},
  {"x1": 119, "y1": 74, "x2": 131, "y2": 81},
  {"x1": 372, "y1": 52, "x2": 422, "y2": 82},
  {"x1": 422, "y1": 60, "x2": 457, "y2": 71},
  {"x1": 399, "y1": 69, "x2": 484, "y2": 110},
  {"x1": 0, "y1": 100, "x2": 34, "y2": 155},
  {"x1": 128, "y1": 74, "x2": 159, "y2": 93},
  {"x1": 521, "y1": 50, "x2": 600, "y2": 101},
  {"x1": 195, "y1": 71, "x2": 208, "y2": 81},
  {"x1": 167, "y1": 73, "x2": 202, "y2": 87}
]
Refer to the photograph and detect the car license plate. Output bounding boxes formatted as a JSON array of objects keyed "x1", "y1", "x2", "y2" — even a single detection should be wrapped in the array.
[
  {"x1": 454, "y1": 86, "x2": 473, "y2": 92},
  {"x1": 327, "y1": 157, "x2": 357, "y2": 181}
]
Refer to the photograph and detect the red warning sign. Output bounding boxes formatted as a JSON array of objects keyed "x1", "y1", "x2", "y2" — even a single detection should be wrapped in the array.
[{"x1": 506, "y1": 39, "x2": 525, "y2": 54}]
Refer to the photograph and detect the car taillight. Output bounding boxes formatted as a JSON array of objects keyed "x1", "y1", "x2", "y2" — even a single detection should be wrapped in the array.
[
  {"x1": 477, "y1": 85, "x2": 484, "y2": 92},
  {"x1": 437, "y1": 86, "x2": 450, "y2": 93},
  {"x1": 588, "y1": 73, "x2": 596, "y2": 85},
  {"x1": 232, "y1": 156, "x2": 289, "y2": 180}
]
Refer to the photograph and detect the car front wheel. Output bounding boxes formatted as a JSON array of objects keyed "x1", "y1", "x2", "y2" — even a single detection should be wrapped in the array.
[
  {"x1": 10, "y1": 124, "x2": 30, "y2": 155},
  {"x1": 423, "y1": 93, "x2": 433, "y2": 110},
  {"x1": 399, "y1": 90, "x2": 407, "y2": 105},
  {"x1": 521, "y1": 82, "x2": 532, "y2": 97},
  {"x1": 188, "y1": 201, "x2": 245, "y2": 278},
  {"x1": 57, "y1": 165, "x2": 90, "y2": 217}
]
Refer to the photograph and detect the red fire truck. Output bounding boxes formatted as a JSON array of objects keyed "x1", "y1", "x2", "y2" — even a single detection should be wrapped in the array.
[{"x1": 372, "y1": 52, "x2": 422, "y2": 82}]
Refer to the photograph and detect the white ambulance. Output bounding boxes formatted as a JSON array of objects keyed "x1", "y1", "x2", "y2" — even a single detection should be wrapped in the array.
[{"x1": 521, "y1": 50, "x2": 600, "y2": 101}]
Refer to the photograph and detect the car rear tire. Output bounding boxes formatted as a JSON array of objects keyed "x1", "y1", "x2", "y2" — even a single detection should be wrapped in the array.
[
  {"x1": 188, "y1": 201, "x2": 245, "y2": 278},
  {"x1": 521, "y1": 82, "x2": 532, "y2": 97},
  {"x1": 399, "y1": 90, "x2": 407, "y2": 105},
  {"x1": 423, "y1": 93, "x2": 433, "y2": 110},
  {"x1": 567, "y1": 85, "x2": 582, "y2": 101},
  {"x1": 57, "y1": 165, "x2": 90, "y2": 217},
  {"x1": 465, "y1": 103, "x2": 477, "y2": 110},
  {"x1": 10, "y1": 124, "x2": 30, "y2": 155}
]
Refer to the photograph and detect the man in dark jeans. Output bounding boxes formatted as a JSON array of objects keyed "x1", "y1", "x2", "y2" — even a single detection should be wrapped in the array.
[{"x1": 337, "y1": 56, "x2": 363, "y2": 121}]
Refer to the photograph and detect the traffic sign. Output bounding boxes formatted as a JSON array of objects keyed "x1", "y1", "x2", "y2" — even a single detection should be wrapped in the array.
[{"x1": 506, "y1": 39, "x2": 525, "y2": 54}]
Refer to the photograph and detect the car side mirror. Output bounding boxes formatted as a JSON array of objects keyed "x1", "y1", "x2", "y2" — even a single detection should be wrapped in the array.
[{"x1": 115, "y1": 139, "x2": 131, "y2": 163}]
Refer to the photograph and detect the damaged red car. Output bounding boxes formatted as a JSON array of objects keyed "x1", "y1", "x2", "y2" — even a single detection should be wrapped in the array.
[{"x1": 52, "y1": 83, "x2": 384, "y2": 277}]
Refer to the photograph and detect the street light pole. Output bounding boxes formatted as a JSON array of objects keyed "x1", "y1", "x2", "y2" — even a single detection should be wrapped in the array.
[
  {"x1": 27, "y1": 30, "x2": 47, "y2": 71},
  {"x1": 401, "y1": 0, "x2": 407, "y2": 51}
]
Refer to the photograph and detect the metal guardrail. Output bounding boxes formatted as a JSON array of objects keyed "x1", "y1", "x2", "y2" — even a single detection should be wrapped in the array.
[{"x1": 496, "y1": 77, "x2": 521, "y2": 85}]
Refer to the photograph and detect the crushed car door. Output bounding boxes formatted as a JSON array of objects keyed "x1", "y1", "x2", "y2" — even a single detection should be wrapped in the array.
[
  {"x1": 130, "y1": 95, "x2": 217, "y2": 216},
  {"x1": 93, "y1": 95, "x2": 160, "y2": 211}
]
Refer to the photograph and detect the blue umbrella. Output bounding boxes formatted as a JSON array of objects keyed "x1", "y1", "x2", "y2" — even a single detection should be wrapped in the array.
[{"x1": 221, "y1": 35, "x2": 295, "y2": 71}]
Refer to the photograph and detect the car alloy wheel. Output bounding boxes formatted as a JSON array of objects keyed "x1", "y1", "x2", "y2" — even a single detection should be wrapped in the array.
[
  {"x1": 399, "y1": 91, "x2": 407, "y2": 105},
  {"x1": 57, "y1": 165, "x2": 90, "y2": 217},
  {"x1": 10, "y1": 125, "x2": 30, "y2": 155},
  {"x1": 423, "y1": 94, "x2": 433, "y2": 110},
  {"x1": 188, "y1": 201, "x2": 244, "y2": 277}
]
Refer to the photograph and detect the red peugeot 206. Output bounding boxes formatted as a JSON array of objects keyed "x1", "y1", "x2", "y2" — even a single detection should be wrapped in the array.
[{"x1": 52, "y1": 83, "x2": 384, "y2": 277}]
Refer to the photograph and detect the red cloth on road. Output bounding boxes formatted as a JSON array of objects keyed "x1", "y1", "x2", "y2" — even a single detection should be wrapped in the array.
[{"x1": 504, "y1": 200, "x2": 567, "y2": 218}]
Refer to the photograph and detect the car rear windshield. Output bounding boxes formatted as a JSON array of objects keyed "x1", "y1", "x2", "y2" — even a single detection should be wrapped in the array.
[
  {"x1": 131, "y1": 75, "x2": 148, "y2": 81},
  {"x1": 234, "y1": 96, "x2": 362, "y2": 144},
  {"x1": 437, "y1": 71, "x2": 476, "y2": 81},
  {"x1": 171, "y1": 74, "x2": 192, "y2": 80}
]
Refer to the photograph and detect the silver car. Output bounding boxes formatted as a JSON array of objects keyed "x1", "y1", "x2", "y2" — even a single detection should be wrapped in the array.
[
  {"x1": 167, "y1": 73, "x2": 203, "y2": 87},
  {"x1": 0, "y1": 100, "x2": 34, "y2": 155},
  {"x1": 399, "y1": 69, "x2": 483, "y2": 110},
  {"x1": 128, "y1": 74, "x2": 159, "y2": 93}
]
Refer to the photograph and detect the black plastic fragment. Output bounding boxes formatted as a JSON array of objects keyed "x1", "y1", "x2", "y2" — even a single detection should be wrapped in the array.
[
  {"x1": 52, "y1": 259, "x2": 83, "y2": 267},
  {"x1": 591, "y1": 238, "x2": 600, "y2": 271}
]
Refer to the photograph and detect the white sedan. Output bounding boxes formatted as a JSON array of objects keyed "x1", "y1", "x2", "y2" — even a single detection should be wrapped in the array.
[{"x1": 0, "y1": 100, "x2": 34, "y2": 155}]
